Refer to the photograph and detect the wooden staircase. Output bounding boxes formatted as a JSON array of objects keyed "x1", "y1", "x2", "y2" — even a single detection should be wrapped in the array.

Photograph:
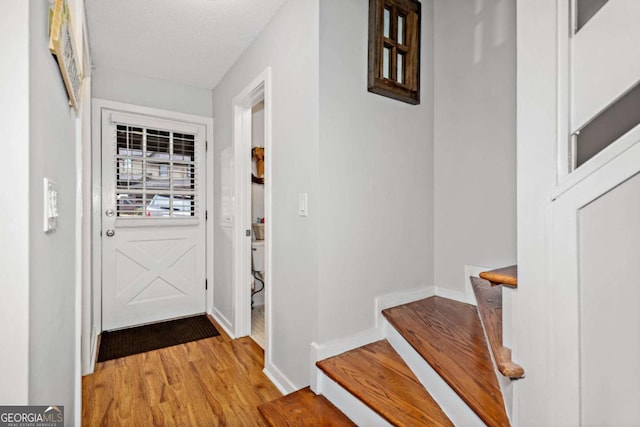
[
  {"x1": 258, "y1": 266, "x2": 521, "y2": 426},
  {"x1": 317, "y1": 340, "x2": 453, "y2": 426},
  {"x1": 258, "y1": 387, "x2": 355, "y2": 426}
]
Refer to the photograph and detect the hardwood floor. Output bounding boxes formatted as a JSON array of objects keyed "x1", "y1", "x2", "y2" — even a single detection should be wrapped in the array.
[
  {"x1": 258, "y1": 387, "x2": 355, "y2": 427},
  {"x1": 251, "y1": 304, "x2": 265, "y2": 349},
  {"x1": 82, "y1": 316, "x2": 281, "y2": 426}
]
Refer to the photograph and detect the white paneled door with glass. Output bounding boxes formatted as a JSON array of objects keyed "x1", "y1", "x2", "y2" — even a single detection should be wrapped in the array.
[{"x1": 101, "y1": 110, "x2": 206, "y2": 331}]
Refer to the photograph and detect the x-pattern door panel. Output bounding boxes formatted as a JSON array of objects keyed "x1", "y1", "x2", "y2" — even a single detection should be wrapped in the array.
[{"x1": 101, "y1": 110, "x2": 206, "y2": 331}]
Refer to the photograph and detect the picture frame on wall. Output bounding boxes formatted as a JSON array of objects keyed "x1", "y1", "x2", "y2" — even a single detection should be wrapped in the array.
[{"x1": 49, "y1": 0, "x2": 82, "y2": 110}]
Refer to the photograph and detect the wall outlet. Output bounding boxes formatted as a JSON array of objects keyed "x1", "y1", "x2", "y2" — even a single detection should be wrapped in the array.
[{"x1": 44, "y1": 178, "x2": 58, "y2": 233}]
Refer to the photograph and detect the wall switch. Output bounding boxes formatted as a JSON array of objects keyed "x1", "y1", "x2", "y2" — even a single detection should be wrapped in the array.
[
  {"x1": 43, "y1": 178, "x2": 58, "y2": 233},
  {"x1": 298, "y1": 193, "x2": 308, "y2": 217}
]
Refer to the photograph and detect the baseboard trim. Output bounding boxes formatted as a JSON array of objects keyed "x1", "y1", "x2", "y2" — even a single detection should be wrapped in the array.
[
  {"x1": 311, "y1": 327, "x2": 383, "y2": 362},
  {"x1": 310, "y1": 327, "x2": 383, "y2": 392},
  {"x1": 375, "y1": 286, "x2": 436, "y2": 328},
  {"x1": 264, "y1": 362, "x2": 297, "y2": 395},
  {"x1": 433, "y1": 265, "x2": 493, "y2": 306},
  {"x1": 210, "y1": 308, "x2": 235, "y2": 339},
  {"x1": 318, "y1": 372, "x2": 391, "y2": 426},
  {"x1": 435, "y1": 286, "x2": 474, "y2": 305},
  {"x1": 85, "y1": 326, "x2": 100, "y2": 376}
]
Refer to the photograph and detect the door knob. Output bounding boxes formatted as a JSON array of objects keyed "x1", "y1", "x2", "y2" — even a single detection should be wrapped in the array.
[{"x1": 105, "y1": 229, "x2": 115, "y2": 237}]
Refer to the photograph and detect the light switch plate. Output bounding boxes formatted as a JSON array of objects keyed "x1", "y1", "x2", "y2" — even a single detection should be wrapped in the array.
[
  {"x1": 298, "y1": 193, "x2": 308, "y2": 217},
  {"x1": 43, "y1": 178, "x2": 58, "y2": 233}
]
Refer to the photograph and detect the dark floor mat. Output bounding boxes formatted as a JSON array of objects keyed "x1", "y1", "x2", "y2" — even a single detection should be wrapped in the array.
[{"x1": 98, "y1": 315, "x2": 220, "y2": 362}]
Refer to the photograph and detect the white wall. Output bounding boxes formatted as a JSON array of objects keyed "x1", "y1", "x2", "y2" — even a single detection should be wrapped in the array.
[
  {"x1": 93, "y1": 65, "x2": 212, "y2": 117},
  {"x1": 433, "y1": 0, "x2": 517, "y2": 292},
  {"x1": 28, "y1": 1, "x2": 83, "y2": 422},
  {"x1": 514, "y1": 0, "x2": 560, "y2": 424},
  {"x1": 212, "y1": 0, "x2": 319, "y2": 388},
  {"x1": 578, "y1": 172, "x2": 640, "y2": 425},
  {"x1": 0, "y1": 0, "x2": 31, "y2": 404},
  {"x1": 316, "y1": 0, "x2": 435, "y2": 342}
]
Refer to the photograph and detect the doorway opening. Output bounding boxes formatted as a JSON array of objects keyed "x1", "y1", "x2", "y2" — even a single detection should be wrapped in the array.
[
  {"x1": 88, "y1": 99, "x2": 214, "y2": 372},
  {"x1": 232, "y1": 68, "x2": 272, "y2": 366},
  {"x1": 250, "y1": 101, "x2": 266, "y2": 348}
]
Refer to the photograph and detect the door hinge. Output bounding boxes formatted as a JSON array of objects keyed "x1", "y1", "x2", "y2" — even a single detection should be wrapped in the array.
[
  {"x1": 205, "y1": 279, "x2": 208, "y2": 290},
  {"x1": 206, "y1": 140, "x2": 208, "y2": 151},
  {"x1": 205, "y1": 210, "x2": 208, "y2": 220}
]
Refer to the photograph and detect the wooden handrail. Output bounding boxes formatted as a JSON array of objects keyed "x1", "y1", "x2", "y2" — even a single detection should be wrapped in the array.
[
  {"x1": 479, "y1": 265, "x2": 518, "y2": 287},
  {"x1": 471, "y1": 276, "x2": 525, "y2": 379}
]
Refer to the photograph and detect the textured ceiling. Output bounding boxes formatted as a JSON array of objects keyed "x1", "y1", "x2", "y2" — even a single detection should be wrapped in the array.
[{"x1": 85, "y1": 0, "x2": 288, "y2": 89}]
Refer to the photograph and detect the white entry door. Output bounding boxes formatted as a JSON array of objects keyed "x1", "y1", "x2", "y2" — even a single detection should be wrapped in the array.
[{"x1": 101, "y1": 110, "x2": 206, "y2": 331}]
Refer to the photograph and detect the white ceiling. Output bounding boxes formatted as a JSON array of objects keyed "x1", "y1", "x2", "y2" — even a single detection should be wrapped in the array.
[{"x1": 85, "y1": 0, "x2": 288, "y2": 89}]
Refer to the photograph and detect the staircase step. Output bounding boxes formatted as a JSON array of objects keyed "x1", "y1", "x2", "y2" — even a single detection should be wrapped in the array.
[
  {"x1": 383, "y1": 296, "x2": 510, "y2": 427},
  {"x1": 317, "y1": 340, "x2": 453, "y2": 427},
  {"x1": 471, "y1": 277, "x2": 524, "y2": 378},
  {"x1": 479, "y1": 265, "x2": 518, "y2": 287},
  {"x1": 258, "y1": 387, "x2": 355, "y2": 426}
]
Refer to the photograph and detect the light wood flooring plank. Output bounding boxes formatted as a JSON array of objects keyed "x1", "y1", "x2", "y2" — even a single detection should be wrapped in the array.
[
  {"x1": 82, "y1": 315, "x2": 281, "y2": 426},
  {"x1": 258, "y1": 387, "x2": 356, "y2": 426},
  {"x1": 251, "y1": 305, "x2": 265, "y2": 349}
]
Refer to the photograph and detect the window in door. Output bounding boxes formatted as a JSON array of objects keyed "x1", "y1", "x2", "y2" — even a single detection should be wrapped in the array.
[{"x1": 115, "y1": 124, "x2": 198, "y2": 218}]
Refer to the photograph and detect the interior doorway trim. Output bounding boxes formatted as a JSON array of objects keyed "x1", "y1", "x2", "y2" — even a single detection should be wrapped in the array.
[
  {"x1": 89, "y1": 98, "x2": 214, "y2": 374},
  {"x1": 232, "y1": 68, "x2": 273, "y2": 364}
]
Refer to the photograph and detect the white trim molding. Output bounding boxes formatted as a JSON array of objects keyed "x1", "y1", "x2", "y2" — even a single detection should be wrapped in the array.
[
  {"x1": 317, "y1": 372, "x2": 391, "y2": 426},
  {"x1": 553, "y1": 124, "x2": 640, "y2": 200},
  {"x1": 264, "y1": 362, "x2": 297, "y2": 395},
  {"x1": 375, "y1": 286, "x2": 436, "y2": 328},
  {"x1": 210, "y1": 308, "x2": 235, "y2": 339},
  {"x1": 230, "y1": 67, "x2": 274, "y2": 370}
]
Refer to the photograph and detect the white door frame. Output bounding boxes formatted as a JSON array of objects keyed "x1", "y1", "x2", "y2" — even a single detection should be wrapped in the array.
[
  {"x1": 232, "y1": 68, "x2": 272, "y2": 359},
  {"x1": 88, "y1": 98, "x2": 214, "y2": 373}
]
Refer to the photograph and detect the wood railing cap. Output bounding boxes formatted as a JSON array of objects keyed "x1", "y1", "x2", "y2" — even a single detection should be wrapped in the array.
[{"x1": 479, "y1": 265, "x2": 518, "y2": 287}]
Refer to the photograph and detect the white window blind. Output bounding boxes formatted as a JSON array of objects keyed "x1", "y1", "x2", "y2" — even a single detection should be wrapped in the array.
[{"x1": 114, "y1": 124, "x2": 199, "y2": 218}]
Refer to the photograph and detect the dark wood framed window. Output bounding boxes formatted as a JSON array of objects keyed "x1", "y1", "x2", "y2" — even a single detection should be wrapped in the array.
[{"x1": 368, "y1": 0, "x2": 421, "y2": 104}]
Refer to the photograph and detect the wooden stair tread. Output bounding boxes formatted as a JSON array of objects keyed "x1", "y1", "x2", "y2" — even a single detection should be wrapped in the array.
[
  {"x1": 479, "y1": 265, "x2": 518, "y2": 287},
  {"x1": 258, "y1": 387, "x2": 355, "y2": 427},
  {"x1": 383, "y1": 296, "x2": 510, "y2": 427},
  {"x1": 471, "y1": 277, "x2": 525, "y2": 378},
  {"x1": 317, "y1": 340, "x2": 453, "y2": 427}
]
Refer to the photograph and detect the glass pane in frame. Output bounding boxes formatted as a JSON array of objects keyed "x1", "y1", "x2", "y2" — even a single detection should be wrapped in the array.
[
  {"x1": 383, "y1": 47, "x2": 391, "y2": 79},
  {"x1": 384, "y1": 8, "x2": 391, "y2": 38},
  {"x1": 575, "y1": 0, "x2": 609, "y2": 32}
]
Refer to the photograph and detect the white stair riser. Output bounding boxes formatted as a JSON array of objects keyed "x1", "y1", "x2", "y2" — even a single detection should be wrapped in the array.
[{"x1": 317, "y1": 371, "x2": 392, "y2": 427}]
